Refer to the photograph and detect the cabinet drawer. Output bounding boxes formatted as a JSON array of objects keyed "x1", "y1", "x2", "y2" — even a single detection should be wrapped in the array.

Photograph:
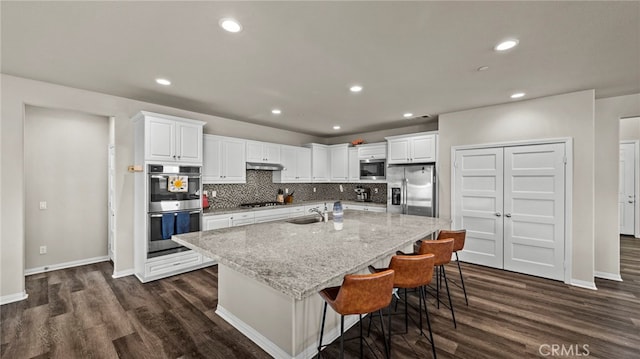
[
  {"x1": 145, "y1": 252, "x2": 202, "y2": 276},
  {"x1": 254, "y1": 207, "x2": 290, "y2": 223},
  {"x1": 290, "y1": 206, "x2": 306, "y2": 217}
]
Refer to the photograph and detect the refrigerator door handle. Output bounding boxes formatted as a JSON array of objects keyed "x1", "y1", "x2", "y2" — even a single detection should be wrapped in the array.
[{"x1": 403, "y1": 178, "x2": 408, "y2": 214}]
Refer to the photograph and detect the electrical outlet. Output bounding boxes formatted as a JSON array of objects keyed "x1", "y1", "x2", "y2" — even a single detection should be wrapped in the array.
[
  {"x1": 39, "y1": 246, "x2": 47, "y2": 255},
  {"x1": 39, "y1": 201, "x2": 47, "y2": 210},
  {"x1": 374, "y1": 188, "x2": 379, "y2": 194},
  {"x1": 313, "y1": 187, "x2": 316, "y2": 193},
  {"x1": 339, "y1": 185, "x2": 344, "y2": 192},
  {"x1": 211, "y1": 190, "x2": 217, "y2": 197},
  {"x1": 285, "y1": 188, "x2": 289, "y2": 194}
]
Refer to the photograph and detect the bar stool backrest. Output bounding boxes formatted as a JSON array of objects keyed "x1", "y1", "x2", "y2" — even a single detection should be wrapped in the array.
[
  {"x1": 418, "y1": 238, "x2": 454, "y2": 266},
  {"x1": 389, "y1": 254, "x2": 436, "y2": 288},
  {"x1": 437, "y1": 229, "x2": 467, "y2": 252},
  {"x1": 334, "y1": 269, "x2": 395, "y2": 315}
]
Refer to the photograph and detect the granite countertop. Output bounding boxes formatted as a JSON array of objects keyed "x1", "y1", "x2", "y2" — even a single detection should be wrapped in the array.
[
  {"x1": 203, "y1": 200, "x2": 386, "y2": 216},
  {"x1": 173, "y1": 211, "x2": 450, "y2": 300}
]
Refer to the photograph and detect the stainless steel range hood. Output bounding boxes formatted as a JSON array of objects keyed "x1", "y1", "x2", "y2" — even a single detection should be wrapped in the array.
[{"x1": 246, "y1": 162, "x2": 285, "y2": 171}]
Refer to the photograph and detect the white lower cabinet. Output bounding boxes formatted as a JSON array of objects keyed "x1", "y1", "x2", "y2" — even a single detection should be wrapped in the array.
[
  {"x1": 145, "y1": 251, "x2": 202, "y2": 278},
  {"x1": 204, "y1": 214, "x2": 232, "y2": 230},
  {"x1": 231, "y1": 212, "x2": 255, "y2": 227},
  {"x1": 254, "y1": 208, "x2": 290, "y2": 223},
  {"x1": 343, "y1": 203, "x2": 387, "y2": 212}
]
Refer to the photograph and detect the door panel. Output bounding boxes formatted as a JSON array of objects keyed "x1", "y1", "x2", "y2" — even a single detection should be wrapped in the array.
[
  {"x1": 503, "y1": 143, "x2": 565, "y2": 281},
  {"x1": 454, "y1": 148, "x2": 504, "y2": 268},
  {"x1": 619, "y1": 143, "x2": 635, "y2": 235}
]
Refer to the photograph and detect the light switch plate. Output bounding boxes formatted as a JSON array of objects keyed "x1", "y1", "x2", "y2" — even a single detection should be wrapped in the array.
[
  {"x1": 39, "y1": 201, "x2": 47, "y2": 210},
  {"x1": 211, "y1": 190, "x2": 217, "y2": 197}
]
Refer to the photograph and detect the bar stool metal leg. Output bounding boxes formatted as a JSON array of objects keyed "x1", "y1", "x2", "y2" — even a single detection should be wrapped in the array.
[
  {"x1": 420, "y1": 286, "x2": 437, "y2": 359},
  {"x1": 318, "y1": 302, "x2": 328, "y2": 358},
  {"x1": 441, "y1": 265, "x2": 457, "y2": 328},
  {"x1": 455, "y1": 252, "x2": 469, "y2": 305}
]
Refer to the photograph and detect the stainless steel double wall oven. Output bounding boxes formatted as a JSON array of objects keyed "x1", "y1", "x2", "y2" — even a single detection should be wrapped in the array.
[{"x1": 147, "y1": 165, "x2": 202, "y2": 258}]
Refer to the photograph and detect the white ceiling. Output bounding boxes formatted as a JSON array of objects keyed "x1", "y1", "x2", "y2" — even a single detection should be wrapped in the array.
[{"x1": 2, "y1": 1, "x2": 639, "y2": 137}]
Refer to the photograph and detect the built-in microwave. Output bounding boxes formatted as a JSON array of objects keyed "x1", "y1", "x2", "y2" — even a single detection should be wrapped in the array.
[{"x1": 360, "y1": 159, "x2": 386, "y2": 180}]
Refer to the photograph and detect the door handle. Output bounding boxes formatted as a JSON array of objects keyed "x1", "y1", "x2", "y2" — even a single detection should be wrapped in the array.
[
  {"x1": 495, "y1": 212, "x2": 502, "y2": 217},
  {"x1": 505, "y1": 213, "x2": 512, "y2": 218}
]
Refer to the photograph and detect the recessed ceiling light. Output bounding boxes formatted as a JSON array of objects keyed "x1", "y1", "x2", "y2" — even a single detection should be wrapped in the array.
[
  {"x1": 477, "y1": 66, "x2": 489, "y2": 72},
  {"x1": 403, "y1": 113, "x2": 413, "y2": 118},
  {"x1": 333, "y1": 125, "x2": 341, "y2": 130},
  {"x1": 271, "y1": 109, "x2": 281, "y2": 115},
  {"x1": 349, "y1": 85, "x2": 363, "y2": 93},
  {"x1": 510, "y1": 92, "x2": 526, "y2": 99},
  {"x1": 155, "y1": 78, "x2": 171, "y2": 86},
  {"x1": 495, "y1": 39, "x2": 519, "y2": 51},
  {"x1": 219, "y1": 18, "x2": 242, "y2": 33}
]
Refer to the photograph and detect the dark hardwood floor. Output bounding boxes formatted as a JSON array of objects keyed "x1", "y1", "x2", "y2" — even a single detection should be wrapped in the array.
[{"x1": 2, "y1": 236, "x2": 639, "y2": 358}]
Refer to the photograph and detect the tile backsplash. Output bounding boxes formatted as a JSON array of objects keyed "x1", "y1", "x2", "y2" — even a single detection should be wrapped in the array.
[{"x1": 204, "y1": 170, "x2": 387, "y2": 209}]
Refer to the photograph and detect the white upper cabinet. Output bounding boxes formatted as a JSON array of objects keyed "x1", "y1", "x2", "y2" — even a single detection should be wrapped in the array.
[
  {"x1": 329, "y1": 144, "x2": 349, "y2": 181},
  {"x1": 273, "y1": 145, "x2": 311, "y2": 183},
  {"x1": 246, "y1": 140, "x2": 281, "y2": 164},
  {"x1": 348, "y1": 147, "x2": 360, "y2": 182},
  {"x1": 386, "y1": 132, "x2": 437, "y2": 164},
  {"x1": 358, "y1": 142, "x2": 386, "y2": 160},
  {"x1": 305, "y1": 143, "x2": 329, "y2": 182},
  {"x1": 203, "y1": 135, "x2": 246, "y2": 183},
  {"x1": 138, "y1": 112, "x2": 204, "y2": 164}
]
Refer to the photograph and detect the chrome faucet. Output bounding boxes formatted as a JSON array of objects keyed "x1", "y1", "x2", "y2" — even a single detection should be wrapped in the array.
[{"x1": 309, "y1": 208, "x2": 324, "y2": 219}]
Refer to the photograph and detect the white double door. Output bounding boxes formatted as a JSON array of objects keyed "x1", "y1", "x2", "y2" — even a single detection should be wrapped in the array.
[{"x1": 454, "y1": 143, "x2": 566, "y2": 281}]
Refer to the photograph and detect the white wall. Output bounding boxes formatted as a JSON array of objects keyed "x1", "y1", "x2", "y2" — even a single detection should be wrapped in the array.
[
  {"x1": 594, "y1": 94, "x2": 640, "y2": 279},
  {"x1": 619, "y1": 116, "x2": 640, "y2": 142},
  {"x1": 439, "y1": 90, "x2": 596, "y2": 284},
  {"x1": 24, "y1": 106, "x2": 109, "y2": 269},
  {"x1": 0, "y1": 74, "x2": 322, "y2": 300}
]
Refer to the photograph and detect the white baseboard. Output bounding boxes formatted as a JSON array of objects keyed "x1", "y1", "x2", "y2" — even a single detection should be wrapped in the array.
[
  {"x1": 216, "y1": 304, "x2": 360, "y2": 359},
  {"x1": 594, "y1": 271, "x2": 623, "y2": 281},
  {"x1": 112, "y1": 268, "x2": 135, "y2": 278},
  {"x1": 25, "y1": 256, "x2": 110, "y2": 276},
  {"x1": 0, "y1": 291, "x2": 28, "y2": 305},
  {"x1": 570, "y1": 279, "x2": 597, "y2": 290}
]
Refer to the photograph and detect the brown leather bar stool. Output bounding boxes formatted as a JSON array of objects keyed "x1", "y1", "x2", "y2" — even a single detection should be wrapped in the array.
[
  {"x1": 369, "y1": 254, "x2": 438, "y2": 359},
  {"x1": 403, "y1": 238, "x2": 456, "y2": 328},
  {"x1": 317, "y1": 269, "x2": 395, "y2": 359},
  {"x1": 437, "y1": 229, "x2": 468, "y2": 305}
]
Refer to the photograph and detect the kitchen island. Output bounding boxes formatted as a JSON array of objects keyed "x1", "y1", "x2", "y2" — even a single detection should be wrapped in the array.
[{"x1": 173, "y1": 210, "x2": 450, "y2": 359}]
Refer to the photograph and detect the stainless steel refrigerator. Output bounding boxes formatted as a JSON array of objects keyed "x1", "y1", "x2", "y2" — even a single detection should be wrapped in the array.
[{"x1": 387, "y1": 164, "x2": 437, "y2": 217}]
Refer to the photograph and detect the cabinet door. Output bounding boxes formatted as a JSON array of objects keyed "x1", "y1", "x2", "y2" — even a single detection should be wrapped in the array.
[
  {"x1": 296, "y1": 147, "x2": 312, "y2": 182},
  {"x1": 348, "y1": 148, "x2": 360, "y2": 182},
  {"x1": 145, "y1": 117, "x2": 176, "y2": 162},
  {"x1": 279, "y1": 146, "x2": 298, "y2": 182},
  {"x1": 222, "y1": 138, "x2": 247, "y2": 182},
  {"x1": 176, "y1": 122, "x2": 202, "y2": 163},
  {"x1": 311, "y1": 146, "x2": 329, "y2": 181},
  {"x1": 330, "y1": 146, "x2": 348, "y2": 181},
  {"x1": 264, "y1": 143, "x2": 281, "y2": 163},
  {"x1": 411, "y1": 135, "x2": 436, "y2": 163},
  {"x1": 204, "y1": 215, "x2": 231, "y2": 230},
  {"x1": 246, "y1": 141, "x2": 264, "y2": 162},
  {"x1": 203, "y1": 136, "x2": 223, "y2": 183},
  {"x1": 387, "y1": 138, "x2": 410, "y2": 164}
]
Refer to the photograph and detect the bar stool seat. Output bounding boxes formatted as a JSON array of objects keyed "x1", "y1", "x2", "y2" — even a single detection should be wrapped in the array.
[
  {"x1": 317, "y1": 269, "x2": 395, "y2": 359},
  {"x1": 418, "y1": 238, "x2": 456, "y2": 328},
  {"x1": 369, "y1": 254, "x2": 438, "y2": 359}
]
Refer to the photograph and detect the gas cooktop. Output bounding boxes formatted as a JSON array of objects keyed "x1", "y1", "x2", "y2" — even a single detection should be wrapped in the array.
[{"x1": 239, "y1": 201, "x2": 284, "y2": 208}]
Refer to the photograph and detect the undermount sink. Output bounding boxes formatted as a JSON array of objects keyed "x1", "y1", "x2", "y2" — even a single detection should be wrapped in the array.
[{"x1": 286, "y1": 214, "x2": 333, "y2": 225}]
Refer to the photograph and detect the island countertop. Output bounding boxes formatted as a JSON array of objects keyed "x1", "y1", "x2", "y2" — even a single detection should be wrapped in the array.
[{"x1": 173, "y1": 211, "x2": 450, "y2": 300}]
